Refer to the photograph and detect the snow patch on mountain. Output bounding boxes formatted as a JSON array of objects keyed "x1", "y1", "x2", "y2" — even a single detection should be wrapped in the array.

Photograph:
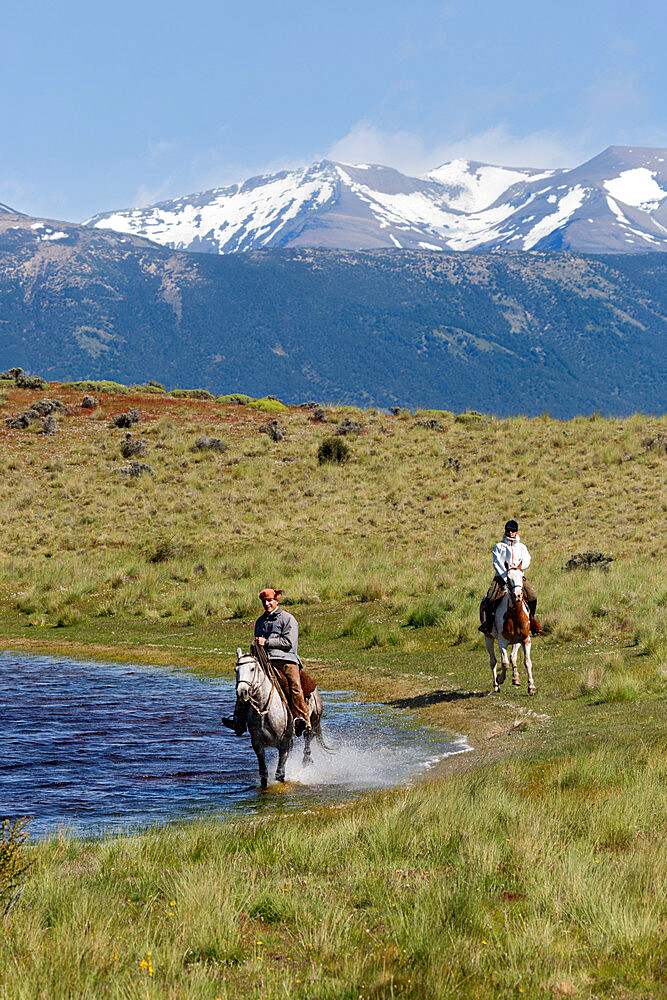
[
  {"x1": 522, "y1": 186, "x2": 587, "y2": 249},
  {"x1": 426, "y1": 159, "x2": 553, "y2": 213},
  {"x1": 603, "y1": 168, "x2": 667, "y2": 212}
]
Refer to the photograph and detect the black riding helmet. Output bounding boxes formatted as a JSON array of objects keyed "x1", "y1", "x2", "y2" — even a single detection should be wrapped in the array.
[{"x1": 505, "y1": 519, "x2": 519, "y2": 534}]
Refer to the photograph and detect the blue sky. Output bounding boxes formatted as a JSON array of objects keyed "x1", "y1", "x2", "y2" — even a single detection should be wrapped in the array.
[{"x1": 2, "y1": 0, "x2": 665, "y2": 221}]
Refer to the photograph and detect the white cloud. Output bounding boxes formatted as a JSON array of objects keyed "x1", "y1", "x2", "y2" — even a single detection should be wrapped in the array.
[{"x1": 326, "y1": 120, "x2": 597, "y2": 174}]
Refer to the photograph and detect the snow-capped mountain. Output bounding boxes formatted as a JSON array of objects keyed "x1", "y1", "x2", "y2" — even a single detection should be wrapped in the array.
[{"x1": 86, "y1": 146, "x2": 667, "y2": 254}]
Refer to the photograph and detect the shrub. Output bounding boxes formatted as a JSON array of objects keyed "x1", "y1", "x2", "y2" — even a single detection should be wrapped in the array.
[
  {"x1": 0, "y1": 818, "x2": 31, "y2": 915},
  {"x1": 40, "y1": 416, "x2": 58, "y2": 435},
  {"x1": 192, "y1": 435, "x2": 227, "y2": 453},
  {"x1": 318, "y1": 436, "x2": 351, "y2": 464},
  {"x1": 30, "y1": 399, "x2": 68, "y2": 417},
  {"x1": 119, "y1": 461, "x2": 153, "y2": 477},
  {"x1": 120, "y1": 434, "x2": 148, "y2": 458},
  {"x1": 15, "y1": 373, "x2": 48, "y2": 390},
  {"x1": 63, "y1": 380, "x2": 130, "y2": 393},
  {"x1": 5, "y1": 412, "x2": 36, "y2": 430},
  {"x1": 246, "y1": 397, "x2": 288, "y2": 413},
  {"x1": 168, "y1": 389, "x2": 214, "y2": 399},
  {"x1": 148, "y1": 538, "x2": 181, "y2": 563},
  {"x1": 81, "y1": 395, "x2": 99, "y2": 409},
  {"x1": 336, "y1": 417, "x2": 362, "y2": 436},
  {"x1": 455, "y1": 410, "x2": 485, "y2": 423},
  {"x1": 565, "y1": 551, "x2": 613, "y2": 571},
  {"x1": 259, "y1": 420, "x2": 285, "y2": 442},
  {"x1": 112, "y1": 408, "x2": 140, "y2": 428},
  {"x1": 218, "y1": 393, "x2": 255, "y2": 405},
  {"x1": 416, "y1": 418, "x2": 445, "y2": 431},
  {"x1": 641, "y1": 433, "x2": 667, "y2": 454}
]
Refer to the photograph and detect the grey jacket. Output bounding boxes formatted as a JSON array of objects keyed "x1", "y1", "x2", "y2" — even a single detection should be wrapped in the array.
[{"x1": 254, "y1": 608, "x2": 300, "y2": 665}]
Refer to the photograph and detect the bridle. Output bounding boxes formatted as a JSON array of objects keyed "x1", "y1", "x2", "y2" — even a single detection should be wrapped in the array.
[
  {"x1": 236, "y1": 652, "x2": 277, "y2": 716},
  {"x1": 506, "y1": 565, "x2": 527, "y2": 613}
]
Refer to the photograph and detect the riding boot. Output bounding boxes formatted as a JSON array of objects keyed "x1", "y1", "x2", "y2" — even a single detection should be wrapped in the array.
[
  {"x1": 527, "y1": 599, "x2": 545, "y2": 636},
  {"x1": 221, "y1": 699, "x2": 249, "y2": 736},
  {"x1": 478, "y1": 597, "x2": 494, "y2": 635}
]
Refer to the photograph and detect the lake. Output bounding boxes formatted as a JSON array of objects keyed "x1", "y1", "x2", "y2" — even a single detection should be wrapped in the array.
[{"x1": 1, "y1": 651, "x2": 470, "y2": 838}]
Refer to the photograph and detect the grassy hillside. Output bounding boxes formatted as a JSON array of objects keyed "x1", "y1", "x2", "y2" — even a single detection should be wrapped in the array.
[{"x1": 0, "y1": 380, "x2": 665, "y2": 999}]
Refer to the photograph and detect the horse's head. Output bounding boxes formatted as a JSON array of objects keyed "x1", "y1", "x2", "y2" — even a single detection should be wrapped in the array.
[
  {"x1": 505, "y1": 561, "x2": 524, "y2": 602},
  {"x1": 235, "y1": 647, "x2": 259, "y2": 702}
]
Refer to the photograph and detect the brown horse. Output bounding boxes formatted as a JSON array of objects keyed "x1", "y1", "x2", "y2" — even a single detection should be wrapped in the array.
[{"x1": 483, "y1": 562, "x2": 536, "y2": 695}]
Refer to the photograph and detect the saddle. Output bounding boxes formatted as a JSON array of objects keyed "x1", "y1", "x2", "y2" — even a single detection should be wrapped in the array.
[{"x1": 275, "y1": 669, "x2": 317, "y2": 700}]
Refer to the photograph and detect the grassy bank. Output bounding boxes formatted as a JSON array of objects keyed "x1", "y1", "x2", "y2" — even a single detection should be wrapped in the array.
[{"x1": 0, "y1": 381, "x2": 665, "y2": 998}]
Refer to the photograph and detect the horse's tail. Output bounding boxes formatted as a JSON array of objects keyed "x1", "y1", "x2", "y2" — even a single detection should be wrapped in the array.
[
  {"x1": 311, "y1": 713, "x2": 335, "y2": 753},
  {"x1": 309, "y1": 690, "x2": 334, "y2": 752}
]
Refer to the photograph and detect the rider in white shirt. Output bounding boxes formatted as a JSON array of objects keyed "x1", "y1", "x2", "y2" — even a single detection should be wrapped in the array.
[{"x1": 479, "y1": 519, "x2": 545, "y2": 636}]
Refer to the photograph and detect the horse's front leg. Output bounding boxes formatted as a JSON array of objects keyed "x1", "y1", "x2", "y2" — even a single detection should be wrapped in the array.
[
  {"x1": 497, "y1": 635, "x2": 510, "y2": 686},
  {"x1": 485, "y1": 635, "x2": 503, "y2": 692},
  {"x1": 275, "y1": 737, "x2": 290, "y2": 783},
  {"x1": 302, "y1": 729, "x2": 314, "y2": 766},
  {"x1": 523, "y1": 638, "x2": 536, "y2": 695},
  {"x1": 252, "y1": 740, "x2": 268, "y2": 790},
  {"x1": 510, "y1": 644, "x2": 521, "y2": 686}
]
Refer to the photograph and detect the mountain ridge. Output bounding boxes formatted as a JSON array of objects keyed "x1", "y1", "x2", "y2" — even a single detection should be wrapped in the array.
[
  {"x1": 84, "y1": 146, "x2": 667, "y2": 255},
  {"x1": 1, "y1": 205, "x2": 665, "y2": 417}
]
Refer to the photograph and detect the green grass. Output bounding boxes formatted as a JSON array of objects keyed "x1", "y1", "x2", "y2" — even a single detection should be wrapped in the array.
[
  {"x1": 2, "y1": 733, "x2": 664, "y2": 999},
  {"x1": 0, "y1": 382, "x2": 665, "y2": 998}
]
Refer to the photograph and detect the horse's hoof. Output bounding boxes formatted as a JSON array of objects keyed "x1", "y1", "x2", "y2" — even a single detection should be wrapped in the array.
[
  {"x1": 528, "y1": 686, "x2": 537, "y2": 695},
  {"x1": 493, "y1": 685, "x2": 500, "y2": 694},
  {"x1": 276, "y1": 775, "x2": 286, "y2": 783},
  {"x1": 512, "y1": 677, "x2": 521, "y2": 686},
  {"x1": 302, "y1": 756, "x2": 314, "y2": 767}
]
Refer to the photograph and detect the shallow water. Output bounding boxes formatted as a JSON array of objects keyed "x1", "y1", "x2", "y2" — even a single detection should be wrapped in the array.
[{"x1": 1, "y1": 651, "x2": 470, "y2": 838}]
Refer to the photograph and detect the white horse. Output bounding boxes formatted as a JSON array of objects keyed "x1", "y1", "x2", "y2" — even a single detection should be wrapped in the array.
[
  {"x1": 234, "y1": 648, "x2": 326, "y2": 790},
  {"x1": 484, "y1": 564, "x2": 537, "y2": 696}
]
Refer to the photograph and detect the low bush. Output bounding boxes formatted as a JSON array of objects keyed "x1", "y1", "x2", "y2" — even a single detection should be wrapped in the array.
[
  {"x1": 120, "y1": 434, "x2": 148, "y2": 458},
  {"x1": 318, "y1": 436, "x2": 350, "y2": 464},
  {"x1": 455, "y1": 410, "x2": 485, "y2": 423},
  {"x1": 119, "y1": 461, "x2": 153, "y2": 477},
  {"x1": 40, "y1": 416, "x2": 58, "y2": 435},
  {"x1": 565, "y1": 551, "x2": 613, "y2": 571},
  {"x1": 63, "y1": 380, "x2": 130, "y2": 393},
  {"x1": 147, "y1": 538, "x2": 181, "y2": 563},
  {"x1": 112, "y1": 408, "x2": 140, "y2": 428},
  {"x1": 246, "y1": 397, "x2": 288, "y2": 413},
  {"x1": 259, "y1": 420, "x2": 285, "y2": 442},
  {"x1": 0, "y1": 818, "x2": 31, "y2": 915},
  {"x1": 192, "y1": 435, "x2": 227, "y2": 453},
  {"x1": 336, "y1": 417, "x2": 362, "y2": 436},
  {"x1": 15, "y1": 373, "x2": 48, "y2": 390},
  {"x1": 168, "y1": 389, "x2": 214, "y2": 399},
  {"x1": 218, "y1": 393, "x2": 255, "y2": 405}
]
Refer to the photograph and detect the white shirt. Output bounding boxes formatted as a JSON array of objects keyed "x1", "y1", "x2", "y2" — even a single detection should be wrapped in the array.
[{"x1": 493, "y1": 534, "x2": 531, "y2": 580}]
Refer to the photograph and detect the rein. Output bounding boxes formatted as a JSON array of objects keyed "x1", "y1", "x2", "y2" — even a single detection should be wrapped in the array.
[{"x1": 237, "y1": 642, "x2": 290, "y2": 719}]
